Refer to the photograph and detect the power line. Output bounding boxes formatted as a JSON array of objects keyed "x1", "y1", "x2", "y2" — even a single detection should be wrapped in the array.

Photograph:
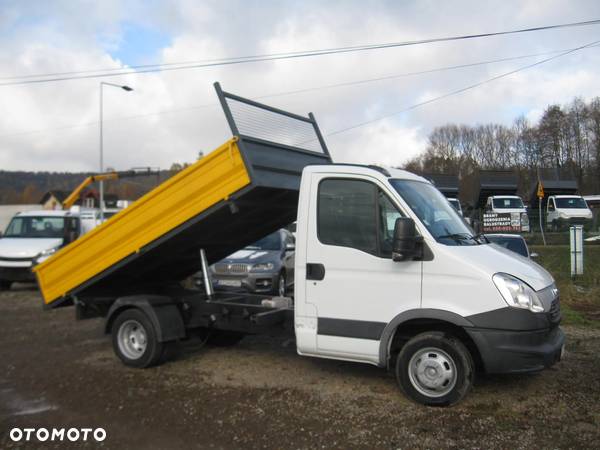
[
  {"x1": 1, "y1": 43, "x2": 597, "y2": 139},
  {"x1": 2, "y1": 19, "x2": 600, "y2": 86},
  {"x1": 326, "y1": 39, "x2": 600, "y2": 138}
]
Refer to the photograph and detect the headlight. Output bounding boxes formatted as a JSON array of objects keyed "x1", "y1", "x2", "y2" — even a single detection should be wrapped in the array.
[
  {"x1": 250, "y1": 262, "x2": 274, "y2": 272},
  {"x1": 558, "y1": 212, "x2": 569, "y2": 219},
  {"x1": 39, "y1": 246, "x2": 59, "y2": 257},
  {"x1": 492, "y1": 273, "x2": 544, "y2": 313}
]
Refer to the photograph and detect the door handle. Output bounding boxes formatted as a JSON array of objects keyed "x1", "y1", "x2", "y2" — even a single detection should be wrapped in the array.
[{"x1": 306, "y1": 263, "x2": 325, "y2": 281}]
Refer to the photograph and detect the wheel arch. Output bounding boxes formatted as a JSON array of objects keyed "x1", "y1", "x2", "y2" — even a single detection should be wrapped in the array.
[
  {"x1": 378, "y1": 309, "x2": 482, "y2": 371},
  {"x1": 105, "y1": 295, "x2": 186, "y2": 343}
]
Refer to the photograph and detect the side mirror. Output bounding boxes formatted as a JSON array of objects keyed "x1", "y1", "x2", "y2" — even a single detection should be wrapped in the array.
[
  {"x1": 392, "y1": 217, "x2": 422, "y2": 262},
  {"x1": 530, "y1": 252, "x2": 539, "y2": 259}
]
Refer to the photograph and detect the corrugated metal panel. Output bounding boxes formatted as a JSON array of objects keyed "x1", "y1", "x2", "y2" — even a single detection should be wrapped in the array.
[{"x1": 34, "y1": 138, "x2": 250, "y2": 305}]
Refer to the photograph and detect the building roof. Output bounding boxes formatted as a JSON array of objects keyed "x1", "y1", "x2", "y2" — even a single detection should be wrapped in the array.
[{"x1": 39, "y1": 190, "x2": 70, "y2": 204}]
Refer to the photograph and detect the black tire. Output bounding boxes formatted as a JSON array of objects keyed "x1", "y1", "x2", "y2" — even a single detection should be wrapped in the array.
[
  {"x1": 395, "y1": 331, "x2": 474, "y2": 406},
  {"x1": 0, "y1": 280, "x2": 12, "y2": 291},
  {"x1": 111, "y1": 309, "x2": 165, "y2": 368},
  {"x1": 273, "y1": 271, "x2": 286, "y2": 297}
]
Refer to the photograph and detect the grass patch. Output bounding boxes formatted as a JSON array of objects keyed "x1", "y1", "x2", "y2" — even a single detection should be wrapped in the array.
[{"x1": 529, "y1": 244, "x2": 600, "y2": 327}]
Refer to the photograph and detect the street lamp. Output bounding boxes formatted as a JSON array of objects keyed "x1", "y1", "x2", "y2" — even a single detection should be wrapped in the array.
[{"x1": 99, "y1": 81, "x2": 133, "y2": 221}]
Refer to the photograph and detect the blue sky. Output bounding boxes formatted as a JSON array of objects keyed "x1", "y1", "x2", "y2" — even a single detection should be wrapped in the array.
[{"x1": 107, "y1": 22, "x2": 171, "y2": 66}]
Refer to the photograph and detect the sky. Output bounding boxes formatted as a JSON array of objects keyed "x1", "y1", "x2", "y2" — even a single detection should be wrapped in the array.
[{"x1": 1, "y1": 0, "x2": 600, "y2": 172}]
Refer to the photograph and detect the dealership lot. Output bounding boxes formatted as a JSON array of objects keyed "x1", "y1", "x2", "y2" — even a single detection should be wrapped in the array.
[{"x1": 0, "y1": 284, "x2": 598, "y2": 449}]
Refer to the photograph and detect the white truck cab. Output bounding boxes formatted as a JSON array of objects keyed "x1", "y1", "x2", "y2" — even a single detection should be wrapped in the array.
[
  {"x1": 294, "y1": 165, "x2": 562, "y2": 404},
  {"x1": 546, "y1": 195, "x2": 593, "y2": 231},
  {"x1": 484, "y1": 195, "x2": 529, "y2": 232},
  {"x1": 0, "y1": 209, "x2": 85, "y2": 289}
]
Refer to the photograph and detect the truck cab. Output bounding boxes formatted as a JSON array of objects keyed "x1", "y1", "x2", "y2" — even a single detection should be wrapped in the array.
[
  {"x1": 484, "y1": 195, "x2": 529, "y2": 232},
  {"x1": 293, "y1": 165, "x2": 562, "y2": 404},
  {"x1": 0, "y1": 210, "x2": 81, "y2": 290},
  {"x1": 546, "y1": 195, "x2": 593, "y2": 231}
]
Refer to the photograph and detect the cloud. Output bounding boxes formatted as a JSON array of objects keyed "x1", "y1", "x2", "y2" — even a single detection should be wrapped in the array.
[{"x1": 1, "y1": 0, "x2": 600, "y2": 172}]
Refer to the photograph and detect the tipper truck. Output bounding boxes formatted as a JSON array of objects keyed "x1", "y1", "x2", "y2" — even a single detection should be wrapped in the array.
[{"x1": 34, "y1": 83, "x2": 564, "y2": 406}]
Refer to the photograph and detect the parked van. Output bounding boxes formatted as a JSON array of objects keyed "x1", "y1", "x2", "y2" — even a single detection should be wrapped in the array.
[
  {"x1": 546, "y1": 195, "x2": 593, "y2": 231},
  {"x1": 0, "y1": 209, "x2": 96, "y2": 289},
  {"x1": 485, "y1": 195, "x2": 529, "y2": 232}
]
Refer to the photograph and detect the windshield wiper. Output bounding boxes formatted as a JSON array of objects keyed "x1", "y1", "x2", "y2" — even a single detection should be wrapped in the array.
[{"x1": 436, "y1": 233, "x2": 476, "y2": 245}]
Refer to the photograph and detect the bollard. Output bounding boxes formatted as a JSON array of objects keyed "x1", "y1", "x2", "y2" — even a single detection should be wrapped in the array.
[{"x1": 570, "y1": 225, "x2": 584, "y2": 277}]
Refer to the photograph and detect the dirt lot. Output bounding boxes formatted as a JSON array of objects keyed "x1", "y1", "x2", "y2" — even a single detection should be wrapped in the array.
[{"x1": 1, "y1": 285, "x2": 599, "y2": 449}]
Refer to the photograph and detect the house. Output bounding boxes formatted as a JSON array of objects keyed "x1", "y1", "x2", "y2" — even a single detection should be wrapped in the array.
[{"x1": 39, "y1": 190, "x2": 70, "y2": 210}]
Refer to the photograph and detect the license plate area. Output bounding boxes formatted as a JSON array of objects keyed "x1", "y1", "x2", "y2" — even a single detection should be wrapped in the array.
[{"x1": 218, "y1": 279, "x2": 242, "y2": 287}]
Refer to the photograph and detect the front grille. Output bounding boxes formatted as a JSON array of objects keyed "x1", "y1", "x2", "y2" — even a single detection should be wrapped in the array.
[
  {"x1": 549, "y1": 298, "x2": 561, "y2": 323},
  {"x1": 213, "y1": 263, "x2": 249, "y2": 275}
]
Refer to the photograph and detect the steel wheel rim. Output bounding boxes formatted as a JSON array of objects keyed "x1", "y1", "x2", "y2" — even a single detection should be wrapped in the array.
[
  {"x1": 408, "y1": 347, "x2": 457, "y2": 398},
  {"x1": 278, "y1": 274, "x2": 286, "y2": 297},
  {"x1": 118, "y1": 319, "x2": 147, "y2": 360}
]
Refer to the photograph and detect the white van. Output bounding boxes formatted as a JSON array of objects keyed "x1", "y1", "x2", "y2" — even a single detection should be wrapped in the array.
[
  {"x1": 485, "y1": 195, "x2": 529, "y2": 232},
  {"x1": 0, "y1": 209, "x2": 93, "y2": 290},
  {"x1": 546, "y1": 195, "x2": 593, "y2": 231}
]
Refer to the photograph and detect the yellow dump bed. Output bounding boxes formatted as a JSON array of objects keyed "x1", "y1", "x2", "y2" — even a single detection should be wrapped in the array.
[{"x1": 34, "y1": 83, "x2": 331, "y2": 308}]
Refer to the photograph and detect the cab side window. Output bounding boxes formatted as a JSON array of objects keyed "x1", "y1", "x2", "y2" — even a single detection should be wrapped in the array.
[
  {"x1": 318, "y1": 179, "x2": 404, "y2": 258},
  {"x1": 318, "y1": 179, "x2": 377, "y2": 255}
]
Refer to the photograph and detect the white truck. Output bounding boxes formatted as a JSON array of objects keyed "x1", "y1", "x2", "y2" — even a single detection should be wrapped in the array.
[
  {"x1": 34, "y1": 84, "x2": 564, "y2": 406},
  {"x1": 546, "y1": 195, "x2": 593, "y2": 231},
  {"x1": 484, "y1": 195, "x2": 530, "y2": 232},
  {"x1": 0, "y1": 209, "x2": 98, "y2": 290}
]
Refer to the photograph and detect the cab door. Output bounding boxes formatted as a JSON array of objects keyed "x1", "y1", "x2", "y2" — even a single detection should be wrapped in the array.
[{"x1": 303, "y1": 174, "x2": 422, "y2": 364}]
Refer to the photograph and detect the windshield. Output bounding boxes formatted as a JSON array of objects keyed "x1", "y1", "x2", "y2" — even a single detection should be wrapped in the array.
[
  {"x1": 4, "y1": 216, "x2": 67, "y2": 238},
  {"x1": 492, "y1": 197, "x2": 524, "y2": 209},
  {"x1": 390, "y1": 180, "x2": 478, "y2": 245},
  {"x1": 555, "y1": 197, "x2": 588, "y2": 209},
  {"x1": 245, "y1": 231, "x2": 282, "y2": 251},
  {"x1": 486, "y1": 235, "x2": 528, "y2": 258}
]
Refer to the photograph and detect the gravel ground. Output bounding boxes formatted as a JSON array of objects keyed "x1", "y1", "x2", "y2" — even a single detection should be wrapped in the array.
[{"x1": 1, "y1": 284, "x2": 599, "y2": 449}]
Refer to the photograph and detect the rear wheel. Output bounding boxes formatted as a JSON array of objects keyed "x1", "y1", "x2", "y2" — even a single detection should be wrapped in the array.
[
  {"x1": 111, "y1": 309, "x2": 165, "y2": 368},
  {"x1": 0, "y1": 280, "x2": 12, "y2": 291},
  {"x1": 395, "y1": 331, "x2": 474, "y2": 406}
]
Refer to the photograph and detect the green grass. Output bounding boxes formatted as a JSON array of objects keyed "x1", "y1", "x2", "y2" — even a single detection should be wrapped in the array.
[{"x1": 529, "y1": 244, "x2": 600, "y2": 327}]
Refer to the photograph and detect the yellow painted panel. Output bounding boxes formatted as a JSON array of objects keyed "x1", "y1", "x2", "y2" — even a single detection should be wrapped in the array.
[{"x1": 34, "y1": 138, "x2": 251, "y2": 305}]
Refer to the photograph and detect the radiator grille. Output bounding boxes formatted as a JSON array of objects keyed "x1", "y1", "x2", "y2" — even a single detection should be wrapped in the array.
[{"x1": 213, "y1": 263, "x2": 249, "y2": 275}]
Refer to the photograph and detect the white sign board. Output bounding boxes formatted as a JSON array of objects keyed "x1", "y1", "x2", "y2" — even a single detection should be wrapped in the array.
[{"x1": 570, "y1": 225, "x2": 584, "y2": 276}]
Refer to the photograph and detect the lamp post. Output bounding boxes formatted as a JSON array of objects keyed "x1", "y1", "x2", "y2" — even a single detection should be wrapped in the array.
[{"x1": 99, "y1": 82, "x2": 133, "y2": 221}]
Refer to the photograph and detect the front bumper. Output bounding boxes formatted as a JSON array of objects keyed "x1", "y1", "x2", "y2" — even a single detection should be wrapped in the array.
[
  {"x1": 204, "y1": 272, "x2": 280, "y2": 294},
  {"x1": 467, "y1": 325, "x2": 565, "y2": 374}
]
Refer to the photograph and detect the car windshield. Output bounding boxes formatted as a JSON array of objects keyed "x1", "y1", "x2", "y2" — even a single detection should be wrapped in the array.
[
  {"x1": 555, "y1": 197, "x2": 588, "y2": 209},
  {"x1": 492, "y1": 197, "x2": 524, "y2": 209},
  {"x1": 390, "y1": 179, "x2": 478, "y2": 246},
  {"x1": 4, "y1": 216, "x2": 66, "y2": 238},
  {"x1": 245, "y1": 232, "x2": 281, "y2": 251},
  {"x1": 486, "y1": 235, "x2": 528, "y2": 258}
]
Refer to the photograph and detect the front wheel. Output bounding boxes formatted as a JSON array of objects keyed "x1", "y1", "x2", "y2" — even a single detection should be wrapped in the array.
[
  {"x1": 395, "y1": 332, "x2": 474, "y2": 406},
  {"x1": 274, "y1": 271, "x2": 286, "y2": 297},
  {"x1": 111, "y1": 309, "x2": 165, "y2": 368}
]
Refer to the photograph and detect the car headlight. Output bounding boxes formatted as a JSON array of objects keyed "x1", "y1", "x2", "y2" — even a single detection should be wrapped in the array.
[
  {"x1": 558, "y1": 212, "x2": 569, "y2": 219},
  {"x1": 250, "y1": 262, "x2": 274, "y2": 272},
  {"x1": 492, "y1": 273, "x2": 544, "y2": 313},
  {"x1": 39, "y1": 247, "x2": 59, "y2": 257}
]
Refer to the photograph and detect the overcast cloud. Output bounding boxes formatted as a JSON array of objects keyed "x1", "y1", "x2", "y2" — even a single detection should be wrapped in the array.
[{"x1": 1, "y1": 0, "x2": 600, "y2": 172}]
